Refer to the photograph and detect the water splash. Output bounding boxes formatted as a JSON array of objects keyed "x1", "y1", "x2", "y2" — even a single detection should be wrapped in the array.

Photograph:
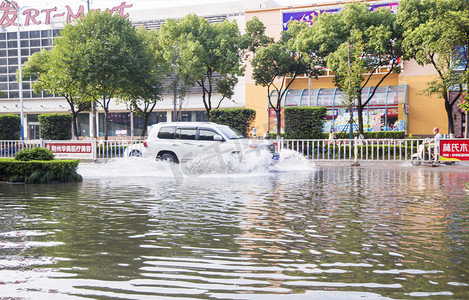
[{"x1": 77, "y1": 149, "x2": 314, "y2": 181}]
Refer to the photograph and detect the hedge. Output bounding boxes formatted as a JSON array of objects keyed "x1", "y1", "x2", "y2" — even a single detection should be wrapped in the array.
[
  {"x1": 39, "y1": 113, "x2": 72, "y2": 140},
  {"x1": 285, "y1": 107, "x2": 327, "y2": 139},
  {"x1": 0, "y1": 114, "x2": 21, "y2": 140},
  {"x1": 15, "y1": 147, "x2": 54, "y2": 161},
  {"x1": 0, "y1": 158, "x2": 82, "y2": 183},
  {"x1": 210, "y1": 108, "x2": 256, "y2": 137}
]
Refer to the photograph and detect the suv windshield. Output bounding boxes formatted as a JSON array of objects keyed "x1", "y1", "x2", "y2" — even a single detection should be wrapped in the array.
[{"x1": 217, "y1": 125, "x2": 244, "y2": 139}]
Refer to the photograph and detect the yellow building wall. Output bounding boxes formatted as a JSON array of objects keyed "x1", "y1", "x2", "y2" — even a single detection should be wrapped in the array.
[
  {"x1": 399, "y1": 75, "x2": 447, "y2": 135},
  {"x1": 399, "y1": 59, "x2": 448, "y2": 136}
]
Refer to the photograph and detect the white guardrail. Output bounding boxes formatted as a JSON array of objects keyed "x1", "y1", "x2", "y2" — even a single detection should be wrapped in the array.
[{"x1": 0, "y1": 138, "x2": 433, "y2": 162}]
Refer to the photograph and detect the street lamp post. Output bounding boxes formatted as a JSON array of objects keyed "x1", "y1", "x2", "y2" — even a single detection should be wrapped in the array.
[{"x1": 4, "y1": 0, "x2": 24, "y2": 140}]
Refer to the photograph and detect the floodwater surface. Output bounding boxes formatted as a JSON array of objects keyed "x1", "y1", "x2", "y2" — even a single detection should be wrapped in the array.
[{"x1": 0, "y1": 154, "x2": 468, "y2": 299}]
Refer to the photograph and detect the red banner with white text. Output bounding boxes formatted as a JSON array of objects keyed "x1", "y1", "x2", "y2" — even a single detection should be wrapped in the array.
[{"x1": 439, "y1": 139, "x2": 469, "y2": 161}]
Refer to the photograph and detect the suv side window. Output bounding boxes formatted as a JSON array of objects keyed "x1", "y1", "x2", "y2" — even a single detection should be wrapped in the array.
[
  {"x1": 199, "y1": 129, "x2": 218, "y2": 141},
  {"x1": 157, "y1": 126, "x2": 176, "y2": 139},
  {"x1": 175, "y1": 128, "x2": 197, "y2": 140}
]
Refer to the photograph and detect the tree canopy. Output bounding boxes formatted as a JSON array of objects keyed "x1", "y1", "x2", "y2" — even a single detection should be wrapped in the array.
[
  {"x1": 251, "y1": 21, "x2": 311, "y2": 137},
  {"x1": 398, "y1": 0, "x2": 469, "y2": 135},
  {"x1": 295, "y1": 2, "x2": 403, "y2": 135},
  {"x1": 119, "y1": 27, "x2": 165, "y2": 136},
  {"x1": 54, "y1": 10, "x2": 154, "y2": 140},
  {"x1": 159, "y1": 14, "x2": 244, "y2": 118},
  {"x1": 20, "y1": 49, "x2": 90, "y2": 139}
]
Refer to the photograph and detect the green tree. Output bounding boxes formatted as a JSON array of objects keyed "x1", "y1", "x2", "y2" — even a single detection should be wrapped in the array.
[
  {"x1": 398, "y1": 0, "x2": 469, "y2": 135},
  {"x1": 118, "y1": 27, "x2": 165, "y2": 136},
  {"x1": 166, "y1": 14, "x2": 244, "y2": 118},
  {"x1": 55, "y1": 10, "x2": 150, "y2": 140},
  {"x1": 251, "y1": 21, "x2": 311, "y2": 137},
  {"x1": 240, "y1": 16, "x2": 274, "y2": 59},
  {"x1": 157, "y1": 18, "x2": 201, "y2": 122},
  {"x1": 296, "y1": 3, "x2": 403, "y2": 135},
  {"x1": 20, "y1": 50, "x2": 90, "y2": 139}
]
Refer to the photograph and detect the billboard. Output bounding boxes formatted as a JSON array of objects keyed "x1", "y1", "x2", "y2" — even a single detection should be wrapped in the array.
[
  {"x1": 282, "y1": 2, "x2": 399, "y2": 31},
  {"x1": 439, "y1": 139, "x2": 469, "y2": 161},
  {"x1": 44, "y1": 141, "x2": 94, "y2": 159}
]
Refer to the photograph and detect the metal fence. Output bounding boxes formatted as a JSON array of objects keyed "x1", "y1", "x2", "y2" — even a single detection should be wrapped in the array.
[
  {"x1": 277, "y1": 138, "x2": 427, "y2": 162},
  {"x1": 94, "y1": 140, "x2": 143, "y2": 159},
  {"x1": 0, "y1": 140, "x2": 42, "y2": 158},
  {"x1": 0, "y1": 138, "x2": 432, "y2": 162}
]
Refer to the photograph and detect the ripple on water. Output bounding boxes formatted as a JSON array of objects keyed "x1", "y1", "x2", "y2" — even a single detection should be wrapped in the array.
[{"x1": 1, "y1": 164, "x2": 469, "y2": 299}]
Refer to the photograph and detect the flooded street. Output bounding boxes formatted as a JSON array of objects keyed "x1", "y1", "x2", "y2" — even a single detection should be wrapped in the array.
[{"x1": 0, "y1": 156, "x2": 468, "y2": 299}]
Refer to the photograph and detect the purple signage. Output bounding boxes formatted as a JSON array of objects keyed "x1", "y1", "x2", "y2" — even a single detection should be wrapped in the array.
[{"x1": 282, "y1": 2, "x2": 399, "y2": 31}]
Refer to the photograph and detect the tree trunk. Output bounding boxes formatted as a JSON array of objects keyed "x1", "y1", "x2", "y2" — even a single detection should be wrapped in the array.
[
  {"x1": 356, "y1": 94, "x2": 364, "y2": 136},
  {"x1": 104, "y1": 108, "x2": 109, "y2": 141},
  {"x1": 276, "y1": 108, "x2": 282, "y2": 138},
  {"x1": 72, "y1": 113, "x2": 79, "y2": 139},
  {"x1": 141, "y1": 112, "x2": 149, "y2": 137},
  {"x1": 445, "y1": 98, "x2": 454, "y2": 136}
]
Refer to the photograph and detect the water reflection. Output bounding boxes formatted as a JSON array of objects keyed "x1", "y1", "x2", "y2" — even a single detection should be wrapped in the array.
[{"x1": 0, "y1": 162, "x2": 468, "y2": 299}]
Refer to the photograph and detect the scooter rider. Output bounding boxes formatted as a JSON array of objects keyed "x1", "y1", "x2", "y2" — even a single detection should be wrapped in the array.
[{"x1": 427, "y1": 127, "x2": 442, "y2": 161}]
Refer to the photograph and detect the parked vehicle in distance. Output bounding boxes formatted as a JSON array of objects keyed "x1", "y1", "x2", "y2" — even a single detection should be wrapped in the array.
[
  {"x1": 123, "y1": 124, "x2": 158, "y2": 158},
  {"x1": 137, "y1": 122, "x2": 279, "y2": 164},
  {"x1": 123, "y1": 142, "x2": 144, "y2": 157}
]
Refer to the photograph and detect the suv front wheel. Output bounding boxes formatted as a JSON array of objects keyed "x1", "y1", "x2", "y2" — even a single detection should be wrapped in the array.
[{"x1": 157, "y1": 152, "x2": 179, "y2": 164}]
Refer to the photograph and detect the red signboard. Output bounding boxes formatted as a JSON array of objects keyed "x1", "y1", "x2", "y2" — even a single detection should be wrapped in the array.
[
  {"x1": 45, "y1": 141, "x2": 93, "y2": 159},
  {"x1": 439, "y1": 139, "x2": 469, "y2": 161}
]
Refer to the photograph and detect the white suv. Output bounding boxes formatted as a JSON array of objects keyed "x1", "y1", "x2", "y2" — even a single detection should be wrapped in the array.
[{"x1": 141, "y1": 122, "x2": 279, "y2": 163}]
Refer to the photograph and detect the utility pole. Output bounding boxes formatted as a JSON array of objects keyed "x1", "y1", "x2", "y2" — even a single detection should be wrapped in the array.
[
  {"x1": 84, "y1": 0, "x2": 97, "y2": 139},
  {"x1": 347, "y1": 40, "x2": 354, "y2": 141}
]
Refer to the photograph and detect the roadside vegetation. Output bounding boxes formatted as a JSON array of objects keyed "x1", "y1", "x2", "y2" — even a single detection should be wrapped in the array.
[{"x1": 0, "y1": 147, "x2": 82, "y2": 183}]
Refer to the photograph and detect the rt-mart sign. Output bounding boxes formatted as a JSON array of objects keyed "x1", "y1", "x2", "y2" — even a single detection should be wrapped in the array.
[
  {"x1": 439, "y1": 139, "x2": 469, "y2": 161},
  {"x1": 0, "y1": 1, "x2": 133, "y2": 28}
]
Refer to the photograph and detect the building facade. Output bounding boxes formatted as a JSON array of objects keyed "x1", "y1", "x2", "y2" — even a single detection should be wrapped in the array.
[{"x1": 245, "y1": 0, "x2": 467, "y2": 137}]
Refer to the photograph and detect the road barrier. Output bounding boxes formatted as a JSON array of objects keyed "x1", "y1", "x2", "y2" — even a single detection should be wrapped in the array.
[
  {"x1": 1, "y1": 138, "x2": 467, "y2": 163},
  {"x1": 278, "y1": 138, "x2": 422, "y2": 162}
]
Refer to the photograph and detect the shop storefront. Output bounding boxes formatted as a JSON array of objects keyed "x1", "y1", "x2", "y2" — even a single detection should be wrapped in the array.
[{"x1": 268, "y1": 85, "x2": 408, "y2": 134}]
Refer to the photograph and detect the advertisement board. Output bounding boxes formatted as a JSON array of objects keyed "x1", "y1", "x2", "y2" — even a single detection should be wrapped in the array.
[
  {"x1": 44, "y1": 141, "x2": 94, "y2": 159},
  {"x1": 439, "y1": 139, "x2": 469, "y2": 161}
]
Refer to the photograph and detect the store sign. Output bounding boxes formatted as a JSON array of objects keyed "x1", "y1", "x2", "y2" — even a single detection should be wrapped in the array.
[
  {"x1": 439, "y1": 139, "x2": 469, "y2": 161},
  {"x1": 0, "y1": 1, "x2": 133, "y2": 28},
  {"x1": 45, "y1": 141, "x2": 94, "y2": 159},
  {"x1": 282, "y1": 2, "x2": 398, "y2": 30}
]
